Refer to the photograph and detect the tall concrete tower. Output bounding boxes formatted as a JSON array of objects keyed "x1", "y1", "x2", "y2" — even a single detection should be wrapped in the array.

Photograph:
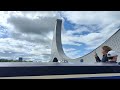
[{"x1": 51, "y1": 19, "x2": 70, "y2": 62}]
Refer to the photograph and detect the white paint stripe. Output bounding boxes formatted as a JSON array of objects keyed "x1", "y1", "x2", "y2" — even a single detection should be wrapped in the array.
[{"x1": 1, "y1": 73, "x2": 120, "y2": 79}]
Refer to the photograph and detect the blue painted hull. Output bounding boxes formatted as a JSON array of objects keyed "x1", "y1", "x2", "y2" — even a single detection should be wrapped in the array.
[{"x1": 0, "y1": 62, "x2": 120, "y2": 78}]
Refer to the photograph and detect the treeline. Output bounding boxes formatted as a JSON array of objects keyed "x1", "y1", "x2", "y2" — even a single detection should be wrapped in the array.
[{"x1": 0, "y1": 59, "x2": 33, "y2": 62}]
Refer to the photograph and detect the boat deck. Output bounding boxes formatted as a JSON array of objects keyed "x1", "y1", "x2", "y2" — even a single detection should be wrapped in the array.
[{"x1": 0, "y1": 62, "x2": 120, "y2": 78}]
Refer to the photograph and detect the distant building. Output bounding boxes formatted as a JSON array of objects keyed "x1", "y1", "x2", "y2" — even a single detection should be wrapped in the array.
[{"x1": 19, "y1": 57, "x2": 23, "y2": 62}]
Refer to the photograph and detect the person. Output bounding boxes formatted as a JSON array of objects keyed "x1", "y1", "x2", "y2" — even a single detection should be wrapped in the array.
[
  {"x1": 107, "y1": 51, "x2": 118, "y2": 63},
  {"x1": 53, "y1": 57, "x2": 58, "y2": 62},
  {"x1": 94, "y1": 46, "x2": 112, "y2": 62},
  {"x1": 80, "y1": 59, "x2": 83, "y2": 62}
]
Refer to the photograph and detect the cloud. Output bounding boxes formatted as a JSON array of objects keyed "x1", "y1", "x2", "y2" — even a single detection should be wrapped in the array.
[
  {"x1": 7, "y1": 16, "x2": 57, "y2": 35},
  {"x1": 61, "y1": 11, "x2": 120, "y2": 26},
  {"x1": 0, "y1": 11, "x2": 60, "y2": 61},
  {"x1": 61, "y1": 11, "x2": 120, "y2": 57},
  {"x1": 0, "y1": 38, "x2": 51, "y2": 61},
  {"x1": 6, "y1": 11, "x2": 62, "y2": 47},
  {"x1": 62, "y1": 21, "x2": 120, "y2": 48},
  {"x1": 63, "y1": 47, "x2": 81, "y2": 59},
  {"x1": 0, "y1": 11, "x2": 120, "y2": 61}
]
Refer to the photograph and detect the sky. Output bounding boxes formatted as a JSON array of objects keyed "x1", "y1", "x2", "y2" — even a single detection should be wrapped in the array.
[{"x1": 0, "y1": 11, "x2": 120, "y2": 62}]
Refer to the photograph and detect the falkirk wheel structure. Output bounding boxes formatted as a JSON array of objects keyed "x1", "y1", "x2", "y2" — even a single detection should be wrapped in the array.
[{"x1": 51, "y1": 19, "x2": 120, "y2": 63}]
